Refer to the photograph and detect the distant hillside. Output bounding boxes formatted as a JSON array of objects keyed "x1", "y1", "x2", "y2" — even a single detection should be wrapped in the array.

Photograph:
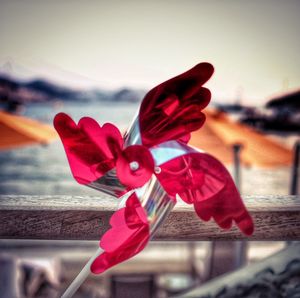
[
  {"x1": 25, "y1": 79, "x2": 79, "y2": 100},
  {"x1": 0, "y1": 75, "x2": 145, "y2": 105}
]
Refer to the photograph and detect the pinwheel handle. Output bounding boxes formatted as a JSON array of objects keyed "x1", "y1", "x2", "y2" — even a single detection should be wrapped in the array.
[{"x1": 61, "y1": 247, "x2": 103, "y2": 298}]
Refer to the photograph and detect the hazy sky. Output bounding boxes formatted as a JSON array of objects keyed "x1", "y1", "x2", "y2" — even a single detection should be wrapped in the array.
[{"x1": 0, "y1": 0, "x2": 299, "y2": 104}]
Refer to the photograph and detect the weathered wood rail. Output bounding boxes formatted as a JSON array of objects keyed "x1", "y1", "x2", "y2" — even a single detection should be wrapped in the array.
[{"x1": 0, "y1": 195, "x2": 299, "y2": 241}]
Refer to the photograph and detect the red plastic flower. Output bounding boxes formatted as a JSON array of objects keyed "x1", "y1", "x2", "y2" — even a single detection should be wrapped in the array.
[
  {"x1": 54, "y1": 114, "x2": 154, "y2": 189},
  {"x1": 157, "y1": 152, "x2": 254, "y2": 235},
  {"x1": 91, "y1": 192, "x2": 149, "y2": 274},
  {"x1": 139, "y1": 62, "x2": 213, "y2": 147}
]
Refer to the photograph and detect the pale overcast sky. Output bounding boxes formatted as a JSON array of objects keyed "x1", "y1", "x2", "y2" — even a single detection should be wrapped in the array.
[{"x1": 0, "y1": 0, "x2": 299, "y2": 104}]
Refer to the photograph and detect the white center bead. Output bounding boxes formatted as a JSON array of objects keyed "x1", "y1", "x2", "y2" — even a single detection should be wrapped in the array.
[
  {"x1": 130, "y1": 161, "x2": 139, "y2": 171},
  {"x1": 154, "y1": 166, "x2": 161, "y2": 174}
]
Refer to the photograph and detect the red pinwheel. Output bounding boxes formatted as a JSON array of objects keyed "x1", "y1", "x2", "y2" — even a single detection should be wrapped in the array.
[{"x1": 54, "y1": 63, "x2": 254, "y2": 295}]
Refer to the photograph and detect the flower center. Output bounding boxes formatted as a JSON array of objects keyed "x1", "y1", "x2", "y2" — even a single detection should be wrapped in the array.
[
  {"x1": 129, "y1": 161, "x2": 139, "y2": 171},
  {"x1": 154, "y1": 166, "x2": 161, "y2": 174}
]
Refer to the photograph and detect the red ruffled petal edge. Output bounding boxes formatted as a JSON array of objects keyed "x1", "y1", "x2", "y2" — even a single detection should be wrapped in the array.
[
  {"x1": 139, "y1": 63, "x2": 214, "y2": 147},
  {"x1": 90, "y1": 193, "x2": 150, "y2": 274},
  {"x1": 156, "y1": 151, "x2": 254, "y2": 236},
  {"x1": 54, "y1": 113, "x2": 123, "y2": 185}
]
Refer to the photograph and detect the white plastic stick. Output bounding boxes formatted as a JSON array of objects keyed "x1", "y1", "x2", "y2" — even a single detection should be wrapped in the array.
[
  {"x1": 61, "y1": 247, "x2": 103, "y2": 298},
  {"x1": 60, "y1": 193, "x2": 132, "y2": 298}
]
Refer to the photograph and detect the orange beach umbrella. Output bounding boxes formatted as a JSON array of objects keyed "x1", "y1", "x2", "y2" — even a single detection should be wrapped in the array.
[
  {"x1": 190, "y1": 109, "x2": 292, "y2": 167},
  {"x1": 0, "y1": 110, "x2": 58, "y2": 150}
]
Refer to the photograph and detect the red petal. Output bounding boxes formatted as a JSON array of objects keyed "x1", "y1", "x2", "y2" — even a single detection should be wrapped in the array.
[
  {"x1": 139, "y1": 63, "x2": 214, "y2": 147},
  {"x1": 53, "y1": 113, "x2": 123, "y2": 185},
  {"x1": 156, "y1": 151, "x2": 254, "y2": 236},
  {"x1": 91, "y1": 193, "x2": 150, "y2": 274},
  {"x1": 79, "y1": 117, "x2": 123, "y2": 159}
]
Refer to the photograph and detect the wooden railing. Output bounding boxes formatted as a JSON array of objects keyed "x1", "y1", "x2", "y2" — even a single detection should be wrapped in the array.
[{"x1": 1, "y1": 195, "x2": 300, "y2": 241}]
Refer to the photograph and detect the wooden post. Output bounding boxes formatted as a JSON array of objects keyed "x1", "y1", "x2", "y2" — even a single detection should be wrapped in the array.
[
  {"x1": 232, "y1": 143, "x2": 247, "y2": 270},
  {"x1": 207, "y1": 241, "x2": 247, "y2": 279},
  {"x1": 290, "y1": 140, "x2": 300, "y2": 195},
  {"x1": 111, "y1": 274, "x2": 155, "y2": 298},
  {"x1": 233, "y1": 143, "x2": 243, "y2": 191},
  {"x1": 207, "y1": 144, "x2": 246, "y2": 280},
  {"x1": 0, "y1": 255, "x2": 21, "y2": 298}
]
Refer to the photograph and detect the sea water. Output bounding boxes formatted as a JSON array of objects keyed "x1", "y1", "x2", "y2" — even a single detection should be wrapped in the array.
[
  {"x1": 0, "y1": 102, "x2": 291, "y2": 196},
  {"x1": 0, "y1": 101, "x2": 138, "y2": 196}
]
